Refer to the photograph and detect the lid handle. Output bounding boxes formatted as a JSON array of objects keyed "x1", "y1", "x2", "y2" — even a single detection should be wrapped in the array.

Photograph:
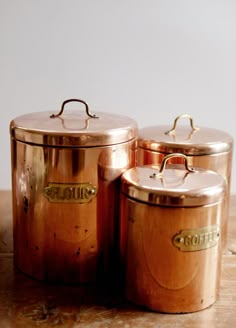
[
  {"x1": 165, "y1": 114, "x2": 199, "y2": 135},
  {"x1": 50, "y1": 99, "x2": 99, "y2": 119},
  {"x1": 150, "y1": 153, "x2": 196, "y2": 178}
]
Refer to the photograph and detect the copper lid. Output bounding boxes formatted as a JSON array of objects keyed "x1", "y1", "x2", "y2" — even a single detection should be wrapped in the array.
[
  {"x1": 10, "y1": 99, "x2": 138, "y2": 147},
  {"x1": 121, "y1": 154, "x2": 226, "y2": 207},
  {"x1": 138, "y1": 114, "x2": 233, "y2": 155}
]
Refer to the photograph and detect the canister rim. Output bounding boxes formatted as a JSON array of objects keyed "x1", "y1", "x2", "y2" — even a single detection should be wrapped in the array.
[
  {"x1": 138, "y1": 125, "x2": 233, "y2": 155},
  {"x1": 10, "y1": 111, "x2": 138, "y2": 147},
  {"x1": 121, "y1": 165, "x2": 226, "y2": 207}
]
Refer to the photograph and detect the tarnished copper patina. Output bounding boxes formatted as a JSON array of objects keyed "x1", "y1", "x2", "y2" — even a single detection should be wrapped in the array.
[
  {"x1": 120, "y1": 154, "x2": 226, "y2": 313},
  {"x1": 10, "y1": 99, "x2": 138, "y2": 284}
]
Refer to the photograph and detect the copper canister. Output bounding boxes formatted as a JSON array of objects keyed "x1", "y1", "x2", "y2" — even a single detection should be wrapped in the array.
[
  {"x1": 120, "y1": 154, "x2": 226, "y2": 313},
  {"x1": 138, "y1": 114, "x2": 233, "y2": 248},
  {"x1": 10, "y1": 99, "x2": 138, "y2": 284}
]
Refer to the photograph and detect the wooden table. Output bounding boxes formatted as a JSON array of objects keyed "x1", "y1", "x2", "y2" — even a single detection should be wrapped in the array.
[{"x1": 0, "y1": 190, "x2": 235, "y2": 327}]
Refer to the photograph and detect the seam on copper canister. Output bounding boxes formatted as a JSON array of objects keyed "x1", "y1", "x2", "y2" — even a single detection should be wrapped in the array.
[{"x1": 12, "y1": 135, "x2": 138, "y2": 148}]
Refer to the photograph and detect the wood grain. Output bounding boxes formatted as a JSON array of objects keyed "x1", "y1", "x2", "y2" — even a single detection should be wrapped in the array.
[{"x1": 0, "y1": 190, "x2": 236, "y2": 327}]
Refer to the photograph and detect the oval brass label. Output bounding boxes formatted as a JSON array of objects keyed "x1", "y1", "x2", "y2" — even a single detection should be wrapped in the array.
[
  {"x1": 173, "y1": 225, "x2": 220, "y2": 252},
  {"x1": 43, "y1": 182, "x2": 97, "y2": 203}
]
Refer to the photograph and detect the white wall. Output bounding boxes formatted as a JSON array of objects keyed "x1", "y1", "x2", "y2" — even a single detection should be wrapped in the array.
[{"x1": 0, "y1": 0, "x2": 235, "y2": 192}]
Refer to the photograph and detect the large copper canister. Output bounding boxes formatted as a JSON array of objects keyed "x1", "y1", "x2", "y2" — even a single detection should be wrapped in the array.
[
  {"x1": 120, "y1": 154, "x2": 226, "y2": 313},
  {"x1": 138, "y1": 114, "x2": 233, "y2": 248},
  {"x1": 10, "y1": 99, "x2": 138, "y2": 284}
]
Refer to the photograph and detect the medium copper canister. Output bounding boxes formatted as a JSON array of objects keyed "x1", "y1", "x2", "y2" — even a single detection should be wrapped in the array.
[
  {"x1": 10, "y1": 99, "x2": 138, "y2": 284},
  {"x1": 120, "y1": 154, "x2": 226, "y2": 313},
  {"x1": 138, "y1": 114, "x2": 233, "y2": 248}
]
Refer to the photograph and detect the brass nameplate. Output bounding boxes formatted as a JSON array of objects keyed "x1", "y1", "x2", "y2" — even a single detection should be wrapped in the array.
[
  {"x1": 173, "y1": 225, "x2": 220, "y2": 252},
  {"x1": 43, "y1": 182, "x2": 97, "y2": 203}
]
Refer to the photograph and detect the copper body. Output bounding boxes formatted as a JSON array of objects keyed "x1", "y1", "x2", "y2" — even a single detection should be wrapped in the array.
[
  {"x1": 120, "y1": 158, "x2": 226, "y2": 313},
  {"x1": 120, "y1": 198, "x2": 223, "y2": 313},
  {"x1": 138, "y1": 115, "x2": 233, "y2": 248},
  {"x1": 10, "y1": 100, "x2": 137, "y2": 284}
]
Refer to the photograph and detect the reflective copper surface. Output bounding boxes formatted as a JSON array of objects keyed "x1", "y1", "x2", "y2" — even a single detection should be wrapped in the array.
[
  {"x1": 137, "y1": 115, "x2": 234, "y2": 249},
  {"x1": 121, "y1": 165, "x2": 226, "y2": 207},
  {"x1": 120, "y1": 196, "x2": 223, "y2": 313},
  {"x1": 120, "y1": 157, "x2": 226, "y2": 313},
  {"x1": 10, "y1": 99, "x2": 138, "y2": 284},
  {"x1": 11, "y1": 111, "x2": 137, "y2": 147}
]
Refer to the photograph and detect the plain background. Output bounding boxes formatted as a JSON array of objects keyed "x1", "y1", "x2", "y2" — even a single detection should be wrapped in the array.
[{"x1": 0, "y1": 0, "x2": 235, "y2": 192}]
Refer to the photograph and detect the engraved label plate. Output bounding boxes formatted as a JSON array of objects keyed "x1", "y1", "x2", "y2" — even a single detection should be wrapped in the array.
[
  {"x1": 43, "y1": 182, "x2": 97, "y2": 203},
  {"x1": 173, "y1": 225, "x2": 220, "y2": 252}
]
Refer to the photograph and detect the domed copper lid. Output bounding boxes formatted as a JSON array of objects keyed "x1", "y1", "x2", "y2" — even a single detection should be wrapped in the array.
[
  {"x1": 138, "y1": 114, "x2": 233, "y2": 155},
  {"x1": 10, "y1": 99, "x2": 138, "y2": 147},
  {"x1": 121, "y1": 153, "x2": 226, "y2": 207}
]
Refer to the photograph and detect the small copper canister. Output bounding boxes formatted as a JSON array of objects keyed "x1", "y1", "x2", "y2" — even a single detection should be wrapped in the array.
[
  {"x1": 120, "y1": 154, "x2": 226, "y2": 313},
  {"x1": 10, "y1": 99, "x2": 138, "y2": 284},
  {"x1": 138, "y1": 114, "x2": 233, "y2": 248}
]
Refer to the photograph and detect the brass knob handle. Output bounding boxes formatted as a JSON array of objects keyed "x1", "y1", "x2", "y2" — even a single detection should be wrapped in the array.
[
  {"x1": 50, "y1": 99, "x2": 99, "y2": 119},
  {"x1": 165, "y1": 114, "x2": 199, "y2": 135}
]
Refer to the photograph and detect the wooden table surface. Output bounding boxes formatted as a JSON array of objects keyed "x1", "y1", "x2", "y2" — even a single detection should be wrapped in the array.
[{"x1": 0, "y1": 190, "x2": 236, "y2": 328}]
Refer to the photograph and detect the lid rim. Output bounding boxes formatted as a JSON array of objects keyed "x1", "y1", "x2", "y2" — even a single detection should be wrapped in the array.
[
  {"x1": 138, "y1": 144, "x2": 233, "y2": 155},
  {"x1": 121, "y1": 190, "x2": 225, "y2": 207},
  {"x1": 10, "y1": 111, "x2": 138, "y2": 147},
  {"x1": 12, "y1": 134, "x2": 137, "y2": 148},
  {"x1": 121, "y1": 166, "x2": 226, "y2": 207},
  {"x1": 138, "y1": 125, "x2": 234, "y2": 155}
]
